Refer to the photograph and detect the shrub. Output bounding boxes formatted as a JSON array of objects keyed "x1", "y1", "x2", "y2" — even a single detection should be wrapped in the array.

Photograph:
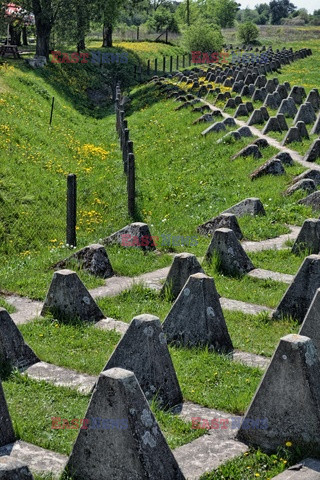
[
  {"x1": 237, "y1": 21, "x2": 259, "y2": 44},
  {"x1": 183, "y1": 22, "x2": 224, "y2": 53}
]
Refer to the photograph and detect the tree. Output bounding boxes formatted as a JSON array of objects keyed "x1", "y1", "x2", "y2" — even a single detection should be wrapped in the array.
[
  {"x1": 120, "y1": 0, "x2": 149, "y2": 40},
  {"x1": 53, "y1": 0, "x2": 90, "y2": 51},
  {"x1": 175, "y1": 0, "x2": 200, "y2": 27},
  {"x1": 269, "y1": 0, "x2": 296, "y2": 25},
  {"x1": 206, "y1": 0, "x2": 240, "y2": 28},
  {"x1": 237, "y1": 7, "x2": 259, "y2": 24},
  {"x1": 183, "y1": 21, "x2": 223, "y2": 52},
  {"x1": 151, "y1": 0, "x2": 171, "y2": 11},
  {"x1": 146, "y1": 6, "x2": 179, "y2": 33},
  {"x1": 238, "y1": 21, "x2": 259, "y2": 43},
  {"x1": 92, "y1": 0, "x2": 125, "y2": 48},
  {"x1": 18, "y1": 0, "x2": 61, "y2": 58}
]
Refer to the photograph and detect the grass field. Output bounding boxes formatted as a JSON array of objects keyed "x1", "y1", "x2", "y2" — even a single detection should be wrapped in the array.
[{"x1": 1, "y1": 30, "x2": 320, "y2": 479}]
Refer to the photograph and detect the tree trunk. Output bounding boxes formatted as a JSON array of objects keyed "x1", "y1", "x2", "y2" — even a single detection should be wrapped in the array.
[
  {"x1": 102, "y1": 23, "x2": 113, "y2": 47},
  {"x1": 186, "y1": 0, "x2": 190, "y2": 26},
  {"x1": 77, "y1": 38, "x2": 86, "y2": 53},
  {"x1": 9, "y1": 25, "x2": 22, "y2": 46},
  {"x1": 33, "y1": 0, "x2": 53, "y2": 59},
  {"x1": 35, "y1": 28, "x2": 51, "y2": 58},
  {"x1": 137, "y1": 26, "x2": 139, "y2": 41},
  {"x1": 22, "y1": 26, "x2": 28, "y2": 46}
]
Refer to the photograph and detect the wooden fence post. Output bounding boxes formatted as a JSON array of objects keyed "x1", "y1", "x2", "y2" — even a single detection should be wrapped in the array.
[
  {"x1": 66, "y1": 174, "x2": 77, "y2": 247},
  {"x1": 119, "y1": 111, "x2": 125, "y2": 145},
  {"x1": 163, "y1": 56, "x2": 166, "y2": 73},
  {"x1": 122, "y1": 128, "x2": 129, "y2": 173},
  {"x1": 125, "y1": 140, "x2": 133, "y2": 175},
  {"x1": 155, "y1": 58, "x2": 158, "y2": 74},
  {"x1": 127, "y1": 153, "x2": 135, "y2": 217},
  {"x1": 147, "y1": 59, "x2": 150, "y2": 76},
  {"x1": 170, "y1": 56, "x2": 173, "y2": 73},
  {"x1": 176, "y1": 56, "x2": 179, "y2": 70}
]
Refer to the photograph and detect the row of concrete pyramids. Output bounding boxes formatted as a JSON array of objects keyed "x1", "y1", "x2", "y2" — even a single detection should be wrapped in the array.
[
  {"x1": 4, "y1": 282, "x2": 320, "y2": 476},
  {"x1": 0, "y1": 353, "x2": 186, "y2": 478}
]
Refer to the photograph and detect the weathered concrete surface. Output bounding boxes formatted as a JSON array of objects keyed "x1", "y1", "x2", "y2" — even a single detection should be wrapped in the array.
[
  {"x1": 293, "y1": 169, "x2": 320, "y2": 186},
  {"x1": 271, "y1": 458, "x2": 320, "y2": 479},
  {"x1": 231, "y1": 144, "x2": 262, "y2": 160},
  {"x1": 176, "y1": 401, "x2": 238, "y2": 433},
  {"x1": 95, "y1": 317, "x2": 128, "y2": 335},
  {"x1": 282, "y1": 126, "x2": 302, "y2": 145},
  {"x1": 0, "y1": 309, "x2": 39, "y2": 369},
  {"x1": 292, "y1": 219, "x2": 320, "y2": 254},
  {"x1": 163, "y1": 273, "x2": 233, "y2": 353},
  {"x1": 5, "y1": 297, "x2": 42, "y2": 326},
  {"x1": 299, "y1": 192, "x2": 320, "y2": 211},
  {"x1": 0, "y1": 456, "x2": 34, "y2": 479},
  {"x1": 247, "y1": 109, "x2": 264, "y2": 126},
  {"x1": 299, "y1": 288, "x2": 320, "y2": 354},
  {"x1": 205, "y1": 228, "x2": 255, "y2": 276},
  {"x1": 294, "y1": 102, "x2": 317, "y2": 125},
  {"x1": 237, "y1": 334, "x2": 320, "y2": 450},
  {"x1": 66, "y1": 368, "x2": 186, "y2": 480},
  {"x1": 242, "y1": 226, "x2": 300, "y2": 252},
  {"x1": 0, "y1": 441, "x2": 67, "y2": 478},
  {"x1": 233, "y1": 350, "x2": 270, "y2": 369},
  {"x1": 24, "y1": 361, "x2": 96, "y2": 394},
  {"x1": 304, "y1": 139, "x2": 320, "y2": 163},
  {"x1": 273, "y1": 255, "x2": 320, "y2": 323},
  {"x1": 250, "y1": 159, "x2": 284, "y2": 180},
  {"x1": 285, "y1": 179, "x2": 316, "y2": 196},
  {"x1": 275, "y1": 152, "x2": 294, "y2": 166},
  {"x1": 53, "y1": 244, "x2": 114, "y2": 278},
  {"x1": 102, "y1": 222, "x2": 156, "y2": 251},
  {"x1": 197, "y1": 213, "x2": 243, "y2": 240},
  {"x1": 220, "y1": 297, "x2": 273, "y2": 314},
  {"x1": 173, "y1": 435, "x2": 247, "y2": 480},
  {"x1": 90, "y1": 275, "x2": 135, "y2": 299},
  {"x1": 223, "y1": 198, "x2": 266, "y2": 217},
  {"x1": 161, "y1": 253, "x2": 204, "y2": 300},
  {"x1": 104, "y1": 315, "x2": 182, "y2": 409},
  {"x1": 0, "y1": 381, "x2": 15, "y2": 448},
  {"x1": 41, "y1": 269, "x2": 105, "y2": 322},
  {"x1": 248, "y1": 268, "x2": 293, "y2": 284},
  {"x1": 262, "y1": 116, "x2": 282, "y2": 134},
  {"x1": 278, "y1": 97, "x2": 297, "y2": 118},
  {"x1": 311, "y1": 114, "x2": 320, "y2": 135}
]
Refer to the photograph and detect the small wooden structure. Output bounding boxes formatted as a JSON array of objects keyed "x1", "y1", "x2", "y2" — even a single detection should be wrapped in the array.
[{"x1": 0, "y1": 44, "x2": 20, "y2": 58}]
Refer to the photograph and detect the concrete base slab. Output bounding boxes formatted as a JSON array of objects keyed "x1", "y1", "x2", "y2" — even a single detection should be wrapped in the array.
[
  {"x1": 173, "y1": 435, "x2": 248, "y2": 480},
  {"x1": 95, "y1": 317, "x2": 128, "y2": 335},
  {"x1": 0, "y1": 441, "x2": 67, "y2": 478},
  {"x1": 233, "y1": 350, "x2": 270, "y2": 369},
  {"x1": 24, "y1": 362, "x2": 96, "y2": 394},
  {"x1": 220, "y1": 297, "x2": 273, "y2": 315},
  {"x1": 271, "y1": 458, "x2": 320, "y2": 479},
  {"x1": 242, "y1": 226, "x2": 300, "y2": 252},
  {"x1": 248, "y1": 268, "x2": 294, "y2": 284},
  {"x1": 5, "y1": 296, "x2": 42, "y2": 325}
]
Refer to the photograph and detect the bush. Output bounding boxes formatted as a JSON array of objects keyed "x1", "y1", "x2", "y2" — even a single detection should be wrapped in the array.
[
  {"x1": 237, "y1": 21, "x2": 259, "y2": 44},
  {"x1": 183, "y1": 22, "x2": 224, "y2": 53}
]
